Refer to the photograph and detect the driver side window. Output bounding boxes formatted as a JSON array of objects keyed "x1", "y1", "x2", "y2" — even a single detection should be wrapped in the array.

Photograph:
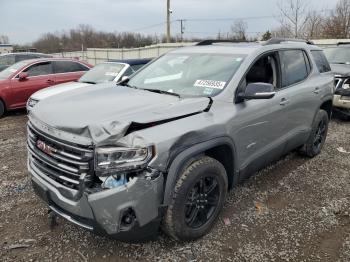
[{"x1": 242, "y1": 53, "x2": 279, "y2": 90}]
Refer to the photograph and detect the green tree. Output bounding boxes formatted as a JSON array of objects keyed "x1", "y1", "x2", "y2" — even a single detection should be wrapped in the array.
[{"x1": 261, "y1": 30, "x2": 272, "y2": 41}]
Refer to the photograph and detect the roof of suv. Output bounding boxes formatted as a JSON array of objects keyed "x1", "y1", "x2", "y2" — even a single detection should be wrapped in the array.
[
  {"x1": 171, "y1": 39, "x2": 322, "y2": 55},
  {"x1": 17, "y1": 57, "x2": 86, "y2": 64}
]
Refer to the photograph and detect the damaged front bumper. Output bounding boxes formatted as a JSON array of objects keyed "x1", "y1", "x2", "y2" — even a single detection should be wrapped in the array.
[
  {"x1": 333, "y1": 94, "x2": 350, "y2": 110},
  {"x1": 333, "y1": 94, "x2": 350, "y2": 117},
  {"x1": 29, "y1": 159, "x2": 164, "y2": 241}
]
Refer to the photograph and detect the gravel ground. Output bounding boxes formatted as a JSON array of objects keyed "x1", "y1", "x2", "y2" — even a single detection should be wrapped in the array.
[{"x1": 0, "y1": 110, "x2": 349, "y2": 261}]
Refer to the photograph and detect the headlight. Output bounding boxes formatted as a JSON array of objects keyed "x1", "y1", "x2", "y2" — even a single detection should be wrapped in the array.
[
  {"x1": 95, "y1": 146, "x2": 153, "y2": 172},
  {"x1": 343, "y1": 82, "x2": 350, "y2": 90},
  {"x1": 27, "y1": 98, "x2": 39, "y2": 109}
]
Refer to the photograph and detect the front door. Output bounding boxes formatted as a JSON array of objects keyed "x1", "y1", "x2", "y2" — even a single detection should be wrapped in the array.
[
  {"x1": 9, "y1": 61, "x2": 54, "y2": 108},
  {"x1": 231, "y1": 52, "x2": 288, "y2": 179}
]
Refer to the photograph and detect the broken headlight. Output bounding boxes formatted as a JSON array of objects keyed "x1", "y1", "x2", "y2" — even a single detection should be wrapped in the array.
[
  {"x1": 27, "y1": 98, "x2": 39, "y2": 109},
  {"x1": 95, "y1": 146, "x2": 153, "y2": 172}
]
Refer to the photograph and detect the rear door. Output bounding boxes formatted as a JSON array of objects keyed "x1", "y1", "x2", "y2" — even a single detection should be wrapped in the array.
[
  {"x1": 277, "y1": 49, "x2": 319, "y2": 152},
  {"x1": 52, "y1": 61, "x2": 90, "y2": 84},
  {"x1": 9, "y1": 61, "x2": 54, "y2": 108}
]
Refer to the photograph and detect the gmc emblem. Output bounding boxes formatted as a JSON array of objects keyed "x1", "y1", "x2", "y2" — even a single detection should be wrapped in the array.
[{"x1": 36, "y1": 140, "x2": 57, "y2": 155}]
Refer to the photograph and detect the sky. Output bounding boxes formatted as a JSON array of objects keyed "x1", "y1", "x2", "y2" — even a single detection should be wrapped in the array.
[{"x1": 0, "y1": 0, "x2": 339, "y2": 45}]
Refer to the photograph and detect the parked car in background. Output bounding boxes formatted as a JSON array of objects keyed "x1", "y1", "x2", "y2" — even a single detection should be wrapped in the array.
[
  {"x1": 26, "y1": 58, "x2": 151, "y2": 111},
  {"x1": 0, "y1": 58, "x2": 92, "y2": 117},
  {"x1": 28, "y1": 39, "x2": 333, "y2": 241},
  {"x1": 0, "y1": 52, "x2": 52, "y2": 72},
  {"x1": 324, "y1": 43, "x2": 350, "y2": 119}
]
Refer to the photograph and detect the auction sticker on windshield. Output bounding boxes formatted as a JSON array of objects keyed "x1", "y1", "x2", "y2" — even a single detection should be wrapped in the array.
[{"x1": 194, "y1": 80, "x2": 226, "y2": 89}]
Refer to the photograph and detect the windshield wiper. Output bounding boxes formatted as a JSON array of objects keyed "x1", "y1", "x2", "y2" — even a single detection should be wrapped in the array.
[
  {"x1": 142, "y1": 88, "x2": 181, "y2": 98},
  {"x1": 80, "y1": 80, "x2": 96, "y2": 84},
  {"x1": 332, "y1": 62, "x2": 350, "y2": 65},
  {"x1": 118, "y1": 82, "x2": 139, "y2": 89}
]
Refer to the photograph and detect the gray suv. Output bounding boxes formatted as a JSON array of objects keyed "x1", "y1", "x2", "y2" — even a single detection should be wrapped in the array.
[{"x1": 27, "y1": 39, "x2": 334, "y2": 241}]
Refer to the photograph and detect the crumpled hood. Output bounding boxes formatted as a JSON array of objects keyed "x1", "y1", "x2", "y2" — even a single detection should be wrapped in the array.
[
  {"x1": 31, "y1": 81, "x2": 91, "y2": 100},
  {"x1": 331, "y1": 64, "x2": 350, "y2": 78},
  {"x1": 30, "y1": 83, "x2": 211, "y2": 146}
]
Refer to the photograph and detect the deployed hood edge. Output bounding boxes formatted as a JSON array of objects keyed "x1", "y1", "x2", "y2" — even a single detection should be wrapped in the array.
[
  {"x1": 125, "y1": 97, "x2": 213, "y2": 136},
  {"x1": 29, "y1": 97, "x2": 213, "y2": 147}
]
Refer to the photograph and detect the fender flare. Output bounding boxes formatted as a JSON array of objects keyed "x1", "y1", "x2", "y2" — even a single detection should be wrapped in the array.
[{"x1": 162, "y1": 137, "x2": 238, "y2": 206}]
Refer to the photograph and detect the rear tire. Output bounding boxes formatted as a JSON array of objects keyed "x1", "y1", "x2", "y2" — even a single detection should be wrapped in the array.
[
  {"x1": 0, "y1": 100, "x2": 4, "y2": 118},
  {"x1": 163, "y1": 156, "x2": 228, "y2": 241},
  {"x1": 299, "y1": 109, "x2": 329, "y2": 157}
]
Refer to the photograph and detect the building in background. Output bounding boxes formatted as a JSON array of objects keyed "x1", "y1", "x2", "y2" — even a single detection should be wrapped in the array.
[{"x1": 0, "y1": 44, "x2": 13, "y2": 54}]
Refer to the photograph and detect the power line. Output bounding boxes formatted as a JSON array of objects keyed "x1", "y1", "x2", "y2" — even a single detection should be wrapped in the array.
[
  {"x1": 180, "y1": 15, "x2": 277, "y2": 22},
  {"x1": 125, "y1": 8, "x2": 335, "y2": 34}
]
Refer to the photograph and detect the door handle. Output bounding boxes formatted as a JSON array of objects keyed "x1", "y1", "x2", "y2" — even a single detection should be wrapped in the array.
[
  {"x1": 46, "y1": 79, "x2": 55, "y2": 84},
  {"x1": 313, "y1": 87, "x2": 320, "y2": 94},
  {"x1": 280, "y1": 98, "x2": 290, "y2": 106}
]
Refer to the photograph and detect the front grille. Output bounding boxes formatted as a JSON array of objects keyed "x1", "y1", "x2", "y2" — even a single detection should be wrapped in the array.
[{"x1": 27, "y1": 122, "x2": 94, "y2": 192}]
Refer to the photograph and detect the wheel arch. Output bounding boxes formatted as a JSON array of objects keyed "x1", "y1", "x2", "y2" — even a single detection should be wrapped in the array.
[
  {"x1": 163, "y1": 137, "x2": 238, "y2": 206},
  {"x1": 0, "y1": 96, "x2": 6, "y2": 111},
  {"x1": 320, "y1": 99, "x2": 333, "y2": 119}
]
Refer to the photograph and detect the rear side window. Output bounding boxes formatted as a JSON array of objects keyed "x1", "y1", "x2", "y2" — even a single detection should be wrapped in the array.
[
  {"x1": 24, "y1": 62, "x2": 52, "y2": 77},
  {"x1": 53, "y1": 61, "x2": 89, "y2": 73},
  {"x1": 311, "y1": 50, "x2": 331, "y2": 73},
  {"x1": 280, "y1": 50, "x2": 309, "y2": 87}
]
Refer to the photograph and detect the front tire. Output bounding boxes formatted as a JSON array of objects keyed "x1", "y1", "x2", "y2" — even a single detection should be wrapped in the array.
[
  {"x1": 299, "y1": 109, "x2": 329, "y2": 157},
  {"x1": 163, "y1": 156, "x2": 228, "y2": 241}
]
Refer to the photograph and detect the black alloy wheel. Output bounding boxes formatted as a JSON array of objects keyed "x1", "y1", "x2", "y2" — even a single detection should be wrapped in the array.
[{"x1": 185, "y1": 176, "x2": 220, "y2": 229}]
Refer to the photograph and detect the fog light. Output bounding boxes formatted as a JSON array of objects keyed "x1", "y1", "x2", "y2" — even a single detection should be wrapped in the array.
[
  {"x1": 101, "y1": 174, "x2": 127, "y2": 189},
  {"x1": 121, "y1": 208, "x2": 136, "y2": 227}
]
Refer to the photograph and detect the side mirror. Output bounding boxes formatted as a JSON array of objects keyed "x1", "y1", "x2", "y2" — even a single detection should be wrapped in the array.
[
  {"x1": 238, "y1": 83, "x2": 276, "y2": 100},
  {"x1": 18, "y1": 72, "x2": 28, "y2": 81},
  {"x1": 117, "y1": 75, "x2": 129, "y2": 84},
  {"x1": 121, "y1": 76, "x2": 129, "y2": 82}
]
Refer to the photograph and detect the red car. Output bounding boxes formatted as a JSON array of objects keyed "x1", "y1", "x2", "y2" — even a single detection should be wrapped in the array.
[{"x1": 0, "y1": 58, "x2": 92, "y2": 117}]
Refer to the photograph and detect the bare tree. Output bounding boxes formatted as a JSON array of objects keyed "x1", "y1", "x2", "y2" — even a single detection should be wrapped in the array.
[
  {"x1": 271, "y1": 25, "x2": 293, "y2": 38},
  {"x1": 276, "y1": 0, "x2": 309, "y2": 38},
  {"x1": 230, "y1": 19, "x2": 248, "y2": 40},
  {"x1": 322, "y1": 0, "x2": 350, "y2": 38},
  {"x1": 0, "y1": 35, "x2": 9, "y2": 44},
  {"x1": 32, "y1": 24, "x2": 157, "y2": 53},
  {"x1": 303, "y1": 11, "x2": 324, "y2": 39}
]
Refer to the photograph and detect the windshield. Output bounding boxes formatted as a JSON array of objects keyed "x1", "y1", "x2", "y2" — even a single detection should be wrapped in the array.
[
  {"x1": 78, "y1": 63, "x2": 126, "y2": 84},
  {"x1": 0, "y1": 61, "x2": 27, "y2": 80},
  {"x1": 127, "y1": 53, "x2": 246, "y2": 97},
  {"x1": 324, "y1": 47, "x2": 350, "y2": 64}
]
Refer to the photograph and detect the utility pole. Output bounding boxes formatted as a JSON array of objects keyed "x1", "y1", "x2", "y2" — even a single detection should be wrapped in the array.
[
  {"x1": 166, "y1": 0, "x2": 171, "y2": 43},
  {"x1": 180, "y1": 19, "x2": 185, "y2": 42}
]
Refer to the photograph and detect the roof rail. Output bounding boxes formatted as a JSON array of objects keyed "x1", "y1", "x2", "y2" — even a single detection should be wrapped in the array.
[
  {"x1": 337, "y1": 42, "x2": 350, "y2": 46},
  {"x1": 196, "y1": 39, "x2": 251, "y2": 46},
  {"x1": 263, "y1": 38, "x2": 314, "y2": 45}
]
